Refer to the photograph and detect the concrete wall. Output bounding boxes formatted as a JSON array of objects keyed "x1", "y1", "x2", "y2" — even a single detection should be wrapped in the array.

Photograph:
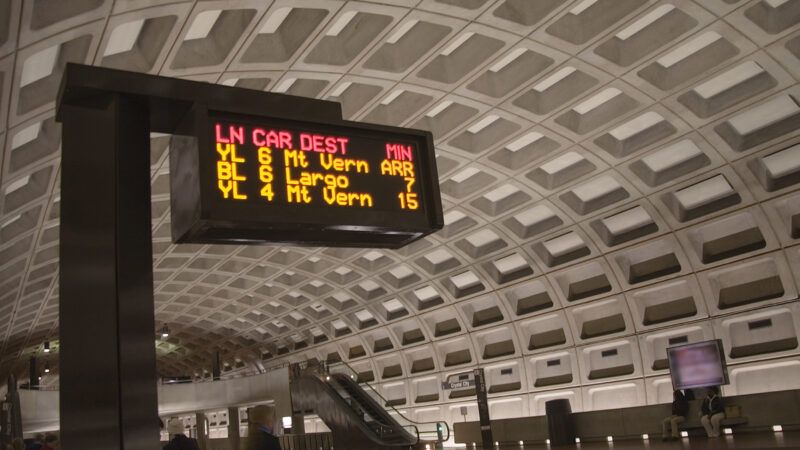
[
  {"x1": 19, "y1": 367, "x2": 292, "y2": 433},
  {"x1": 19, "y1": 389, "x2": 59, "y2": 434},
  {"x1": 158, "y1": 367, "x2": 291, "y2": 417}
]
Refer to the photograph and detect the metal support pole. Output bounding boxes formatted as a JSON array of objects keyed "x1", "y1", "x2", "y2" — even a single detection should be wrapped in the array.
[
  {"x1": 291, "y1": 412, "x2": 305, "y2": 436},
  {"x1": 473, "y1": 368, "x2": 493, "y2": 450},
  {"x1": 195, "y1": 413, "x2": 208, "y2": 450},
  {"x1": 227, "y1": 407, "x2": 241, "y2": 450},
  {"x1": 212, "y1": 352, "x2": 221, "y2": 381},
  {"x1": 28, "y1": 357, "x2": 36, "y2": 390},
  {"x1": 59, "y1": 94, "x2": 158, "y2": 450},
  {"x1": 54, "y1": 62, "x2": 343, "y2": 450}
]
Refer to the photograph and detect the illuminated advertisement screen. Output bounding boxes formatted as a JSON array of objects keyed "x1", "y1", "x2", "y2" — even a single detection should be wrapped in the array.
[
  {"x1": 667, "y1": 340, "x2": 729, "y2": 390},
  {"x1": 169, "y1": 108, "x2": 443, "y2": 248}
]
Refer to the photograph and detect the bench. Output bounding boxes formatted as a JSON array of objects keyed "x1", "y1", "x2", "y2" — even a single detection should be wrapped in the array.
[
  {"x1": 684, "y1": 416, "x2": 749, "y2": 429},
  {"x1": 679, "y1": 402, "x2": 748, "y2": 434}
]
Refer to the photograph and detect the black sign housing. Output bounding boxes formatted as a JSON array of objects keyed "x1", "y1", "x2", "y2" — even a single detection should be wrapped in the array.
[{"x1": 169, "y1": 106, "x2": 443, "y2": 248}]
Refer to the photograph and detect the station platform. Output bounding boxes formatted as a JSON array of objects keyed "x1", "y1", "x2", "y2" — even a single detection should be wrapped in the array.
[{"x1": 479, "y1": 431, "x2": 800, "y2": 449}]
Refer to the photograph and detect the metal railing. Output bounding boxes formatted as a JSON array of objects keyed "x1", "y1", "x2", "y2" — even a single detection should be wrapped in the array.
[
  {"x1": 160, "y1": 362, "x2": 293, "y2": 385},
  {"x1": 293, "y1": 359, "x2": 450, "y2": 444},
  {"x1": 277, "y1": 432, "x2": 333, "y2": 450}
]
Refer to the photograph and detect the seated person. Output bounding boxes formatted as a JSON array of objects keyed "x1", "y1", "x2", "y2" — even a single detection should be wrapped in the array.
[
  {"x1": 661, "y1": 390, "x2": 689, "y2": 441},
  {"x1": 700, "y1": 387, "x2": 725, "y2": 438}
]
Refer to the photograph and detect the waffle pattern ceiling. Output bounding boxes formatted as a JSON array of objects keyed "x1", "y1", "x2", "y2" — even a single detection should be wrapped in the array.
[{"x1": 1, "y1": 0, "x2": 800, "y2": 387}]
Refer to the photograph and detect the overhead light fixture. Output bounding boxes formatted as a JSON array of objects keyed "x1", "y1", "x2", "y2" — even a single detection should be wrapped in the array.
[
  {"x1": 43, "y1": 341, "x2": 50, "y2": 353},
  {"x1": 44, "y1": 364, "x2": 50, "y2": 374},
  {"x1": 160, "y1": 325, "x2": 170, "y2": 338}
]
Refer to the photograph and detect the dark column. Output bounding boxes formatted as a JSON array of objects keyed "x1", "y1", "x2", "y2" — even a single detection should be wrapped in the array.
[
  {"x1": 195, "y1": 413, "x2": 208, "y2": 450},
  {"x1": 28, "y1": 357, "x2": 36, "y2": 390},
  {"x1": 227, "y1": 407, "x2": 240, "y2": 450},
  {"x1": 291, "y1": 412, "x2": 305, "y2": 436},
  {"x1": 212, "y1": 352, "x2": 221, "y2": 381},
  {"x1": 59, "y1": 94, "x2": 158, "y2": 450},
  {"x1": 473, "y1": 368, "x2": 493, "y2": 450}
]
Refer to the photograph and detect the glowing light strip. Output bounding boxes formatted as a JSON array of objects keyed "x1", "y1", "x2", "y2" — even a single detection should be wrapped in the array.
[
  {"x1": 533, "y1": 66, "x2": 576, "y2": 92},
  {"x1": 273, "y1": 78, "x2": 296, "y2": 93},
  {"x1": 326, "y1": 11, "x2": 358, "y2": 37},
  {"x1": 5, "y1": 175, "x2": 30, "y2": 195},
  {"x1": 12, "y1": 122, "x2": 42, "y2": 149},
  {"x1": 426, "y1": 100, "x2": 453, "y2": 117},
  {"x1": 506, "y1": 132, "x2": 543, "y2": 152},
  {"x1": 260, "y1": 7, "x2": 292, "y2": 34},
  {"x1": 441, "y1": 32, "x2": 474, "y2": 56},
  {"x1": 467, "y1": 115, "x2": 499, "y2": 134},
  {"x1": 657, "y1": 32, "x2": 721, "y2": 68},
  {"x1": 105, "y1": 19, "x2": 145, "y2": 56},
  {"x1": 329, "y1": 81, "x2": 352, "y2": 97},
  {"x1": 21, "y1": 46, "x2": 59, "y2": 87},
  {"x1": 573, "y1": 88, "x2": 622, "y2": 115},
  {"x1": 616, "y1": 5, "x2": 675, "y2": 41},
  {"x1": 489, "y1": 48, "x2": 527, "y2": 73},
  {"x1": 380, "y1": 89, "x2": 405, "y2": 105},
  {"x1": 386, "y1": 19, "x2": 418, "y2": 44},
  {"x1": 570, "y1": 0, "x2": 598, "y2": 15},
  {"x1": 185, "y1": 10, "x2": 222, "y2": 41}
]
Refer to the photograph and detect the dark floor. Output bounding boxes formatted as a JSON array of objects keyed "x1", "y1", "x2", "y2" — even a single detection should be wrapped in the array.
[{"x1": 453, "y1": 431, "x2": 800, "y2": 449}]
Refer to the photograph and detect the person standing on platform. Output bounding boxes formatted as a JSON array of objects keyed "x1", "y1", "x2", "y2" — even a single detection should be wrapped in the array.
[
  {"x1": 661, "y1": 390, "x2": 689, "y2": 441},
  {"x1": 700, "y1": 387, "x2": 725, "y2": 438},
  {"x1": 247, "y1": 405, "x2": 282, "y2": 450},
  {"x1": 163, "y1": 418, "x2": 200, "y2": 450}
]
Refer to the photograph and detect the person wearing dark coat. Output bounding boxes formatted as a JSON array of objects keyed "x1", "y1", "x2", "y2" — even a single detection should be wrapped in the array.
[
  {"x1": 661, "y1": 390, "x2": 689, "y2": 441},
  {"x1": 700, "y1": 387, "x2": 725, "y2": 437},
  {"x1": 163, "y1": 418, "x2": 200, "y2": 450},
  {"x1": 246, "y1": 405, "x2": 282, "y2": 450}
]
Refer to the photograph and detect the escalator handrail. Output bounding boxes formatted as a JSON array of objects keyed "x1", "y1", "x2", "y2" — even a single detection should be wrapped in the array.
[
  {"x1": 330, "y1": 373, "x2": 407, "y2": 431},
  {"x1": 293, "y1": 371, "x2": 421, "y2": 446},
  {"x1": 323, "y1": 372, "x2": 420, "y2": 442},
  {"x1": 325, "y1": 360, "x2": 451, "y2": 442}
]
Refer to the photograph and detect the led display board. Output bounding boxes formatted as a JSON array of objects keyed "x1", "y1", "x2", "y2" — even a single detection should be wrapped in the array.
[
  {"x1": 668, "y1": 339, "x2": 730, "y2": 390},
  {"x1": 170, "y1": 108, "x2": 443, "y2": 248}
]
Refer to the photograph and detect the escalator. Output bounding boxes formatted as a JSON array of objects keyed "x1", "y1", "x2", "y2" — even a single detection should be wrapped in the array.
[{"x1": 290, "y1": 360, "x2": 448, "y2": 450}]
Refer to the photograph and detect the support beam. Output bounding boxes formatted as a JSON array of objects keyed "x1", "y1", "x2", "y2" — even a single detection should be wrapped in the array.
[
  {"x1": 227, "y1": 407, "x2": 240, "y2": 450},
  {"x1": 212, "y1": 352, "x2": 221, "y2": 381},
  {"x1": 28, "y1": 358, "x2": 36, "y2": 390},
  {"x1": 195, "y1": 412, "x2": 208, "y2": 450},
  {"x1": 59, "y1": 94, "x2": 158, "y2": 450},
  {"x1": 56, "y1": 63, "x2": 342, "y2": 450}
]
